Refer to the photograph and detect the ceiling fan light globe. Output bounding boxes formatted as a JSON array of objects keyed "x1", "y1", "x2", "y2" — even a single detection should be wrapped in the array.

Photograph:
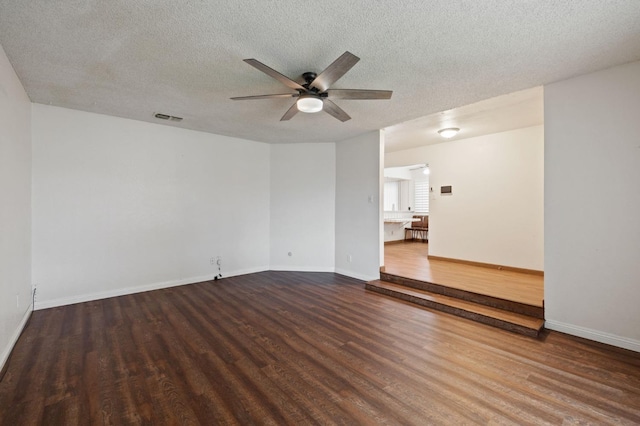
[{"x1": 297, "y1": 96, "x2": 323, "y2": 113}]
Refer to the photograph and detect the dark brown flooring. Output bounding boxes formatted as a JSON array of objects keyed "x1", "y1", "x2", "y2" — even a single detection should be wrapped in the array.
[{"x1": 1, "y1": 271, "x2": 639, "y2": 424}]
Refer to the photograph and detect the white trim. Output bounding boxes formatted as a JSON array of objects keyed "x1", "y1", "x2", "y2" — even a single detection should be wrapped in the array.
[
  {"x1": 32, "y1": 266, "x2": 378, "y2": 311},
  {"x1": 334, "y1": 268, "x2": 377, "y2": 282},
  {"x1": 545, "y1": 320, "x2": 640, "y2": 353},
  {"x1": 269, "y1": 266, "x2": 336, "y2": 273},
  {"x1": 0, "y1": 303, "x2": 33, "y2": 372},
  {"x1": 224, "y1": 266, "x2": 270, "y2": 278},
  {"x1": 34, "y1": 266, "x2": 269, "y2": 310}
]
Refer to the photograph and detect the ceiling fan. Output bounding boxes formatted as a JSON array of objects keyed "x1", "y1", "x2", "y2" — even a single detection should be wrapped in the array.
[{"x1": 231, "y1": 51, "x2": 392, "y2": 122}]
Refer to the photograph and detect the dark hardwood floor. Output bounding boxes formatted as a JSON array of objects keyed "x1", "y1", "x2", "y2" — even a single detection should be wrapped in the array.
[{"x1": 1, "y1": 271, "x2": 639, "y2": 425}]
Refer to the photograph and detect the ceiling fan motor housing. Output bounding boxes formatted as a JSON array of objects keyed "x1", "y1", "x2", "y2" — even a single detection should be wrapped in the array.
[{"x1": 302, "y1": 72, "x2": 318, "y2": 88}]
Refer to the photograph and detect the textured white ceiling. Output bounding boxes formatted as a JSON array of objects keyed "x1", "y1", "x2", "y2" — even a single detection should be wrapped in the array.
[{"x1": 1, "y1": 1, "x2": 639, "y2": 144}]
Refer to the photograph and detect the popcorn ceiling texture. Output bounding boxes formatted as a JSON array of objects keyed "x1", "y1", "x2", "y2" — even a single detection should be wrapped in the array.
[{"x1": 0, "y1": 0, "x2": 639, "y2": 144}]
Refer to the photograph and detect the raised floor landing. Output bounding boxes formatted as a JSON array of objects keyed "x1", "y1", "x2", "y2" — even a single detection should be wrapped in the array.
[
  {"x1": 382, "y1": 241, "x2": 543, "y2": 307},
  {"x1": 369, "y1": 242, "x2": 545, "y2": 337}
]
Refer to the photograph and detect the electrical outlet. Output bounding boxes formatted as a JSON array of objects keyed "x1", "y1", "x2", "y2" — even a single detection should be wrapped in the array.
[
  {"x1": 213, "y1": 256, "x2": 223, "y2": 281},
  {"x1": 210, "y1": 257, "x2": 216, "y2": 265}
]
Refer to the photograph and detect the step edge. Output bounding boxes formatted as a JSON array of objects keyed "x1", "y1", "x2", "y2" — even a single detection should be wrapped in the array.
[
  {"x1": 366, "y1": 283, "x2": 544, "y2": 337},
  {"x1": 378, "y1": 273, "x2": 545, "y2": 319},
  {"x1": 369, "y1": 281, "x2": 540, "y2": 319},
  {"x1": 367, "y1": 282, "x2": 543, "y2": 327}
]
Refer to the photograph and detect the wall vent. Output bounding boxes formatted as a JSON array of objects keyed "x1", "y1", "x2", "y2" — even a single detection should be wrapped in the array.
[{"x1": 154, "y1": 113, "x2": 183, "y2": 122}]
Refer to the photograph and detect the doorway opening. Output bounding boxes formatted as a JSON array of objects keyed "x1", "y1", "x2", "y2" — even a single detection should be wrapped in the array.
[{"x1": 377, "y1": 87, "x2": 544, "y2": 331}]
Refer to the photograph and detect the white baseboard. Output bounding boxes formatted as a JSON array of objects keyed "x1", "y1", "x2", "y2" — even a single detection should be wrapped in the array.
[
  {"x1": 545, "y1": 320, "x2": 640, "y2": 353},
  {"x1": 223, "y1": 266, "x2": 270, "y2": 278},
  {"x1": 34, "y1": 266, "x2": 269, "y2": 310},
  {"x1": 334, "y1": 268, "x2": 378, "y2": 282},
  {"x1": 0, "y1": 303, "x2": 33, "y2": 372},
  {"x1": 32, "y1": 265, "x2": 379, "y2": 311},
  {"x1": 269, "y1": 265, "x2": 336, "y2": 273}
]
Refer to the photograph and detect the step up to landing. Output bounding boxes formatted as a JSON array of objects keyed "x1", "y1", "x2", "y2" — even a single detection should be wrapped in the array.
[
  {"x1": 379, "y1": 271, "x2": 544, "y2": 319},
  {"x1": 366, "y1": 279, "x2": 545, "y2": 338}
]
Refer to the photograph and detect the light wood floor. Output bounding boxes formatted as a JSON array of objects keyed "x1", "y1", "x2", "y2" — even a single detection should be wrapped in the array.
[
  {"x1": 384, "y1": 242, "x2": 544, "y2": 307},
  {"x1": 1, "y1": 271, "x2": 639, "y2": 424}
]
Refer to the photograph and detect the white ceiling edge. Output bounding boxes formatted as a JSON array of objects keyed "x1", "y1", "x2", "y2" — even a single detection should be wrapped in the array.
[{"x1": 384, "y1": 86, "x2": 544, "y2": 153}]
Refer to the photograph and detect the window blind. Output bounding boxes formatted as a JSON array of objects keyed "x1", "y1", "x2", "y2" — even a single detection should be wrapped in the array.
[{"x1": 414, "y1": 180, "x2": 429, "y2": 213}]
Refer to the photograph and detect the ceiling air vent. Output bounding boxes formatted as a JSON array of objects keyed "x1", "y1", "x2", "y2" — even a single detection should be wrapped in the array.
[{"x1": 154, "y1": 113, "x2": 183, "y2": 122}]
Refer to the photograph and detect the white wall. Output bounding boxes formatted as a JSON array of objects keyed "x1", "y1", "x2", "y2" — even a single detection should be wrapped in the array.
[
  {"x1": 32, "y1": 104, "x2": 271, "y2": 308},
  {"x1": 270, "y1": 143, "x2": 335, "y2": 271},
  {"x1": 386, "y1": 126, "x2": 544, "y2": 270},
  {"x1": 0, "y1": 44, "x2": 32, "y2": 370},
  {"x1": 335, "y1": 131, "x2": 383, "y2": 281},
  {"x1": 383, "y1": 219, "x2": 411, "y2": 242},
  {"x1": 545, "y1": 60, "x2": 640, "y2": 352}
]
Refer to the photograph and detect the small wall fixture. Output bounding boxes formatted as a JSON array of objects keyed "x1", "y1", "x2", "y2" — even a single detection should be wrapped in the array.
[
  {"x1": 297, "y1": 94, "x2": 323, "y2": 113},
  {"x1": 154, "y1": 112, "x2": 183, "y2": 122},
  {"x1": 438, "y1": 127, "x2": 459, "y2": 138}
]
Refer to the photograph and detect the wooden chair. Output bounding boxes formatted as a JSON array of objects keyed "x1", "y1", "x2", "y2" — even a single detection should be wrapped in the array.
[{"x1": 404, "y1": 215, "x2": 429, "y2": 241}]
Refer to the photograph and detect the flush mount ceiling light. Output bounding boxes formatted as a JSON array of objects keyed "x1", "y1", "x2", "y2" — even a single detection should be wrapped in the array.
[
  {"x1": 296, "y1": 94, "x2": 323, "y2": 113},
  {"x1": 438, "y1": 127, "x2": 460, "y2": 138}
]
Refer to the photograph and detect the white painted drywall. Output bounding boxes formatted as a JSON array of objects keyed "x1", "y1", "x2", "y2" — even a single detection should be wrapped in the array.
[
  {"x1": 383, "y1": 221, "x2": 409, "y2": 242},
  {"x1": 335, "y1": 131, "x2": 383, "y2": 281},
  {"x1": 31, "y1": 104, "x2": 271, "y2": 308},
  {"x1": 545, "y1": 60, "x2": 640, "y2": 351},
  {"x1": 386, "y1": 126, "x2": 544, "y2": 270},
  {"x1": 270, "y1": 143, "x2": 336, "y2": 271},
  {"x1": 0, "y1": 44, "x2": 32, "y2": 370}
]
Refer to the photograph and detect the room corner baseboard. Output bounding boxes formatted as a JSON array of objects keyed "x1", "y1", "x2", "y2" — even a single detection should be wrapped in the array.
[
  {"x1": 427, "y1": 255, "x2": 544, "y2": 276},
  {"x1": 34, "y1": 266, "x2": 269, "y2": 310},
  {"x1": 31, "y1": 266, "x2": 377, "y2": 312},
  {"x1": 0, "y1": 303, "x2": 33, "y2": 374},
  {"x1": 545, "y1": 320, "x2": 640, "y2": 353}
]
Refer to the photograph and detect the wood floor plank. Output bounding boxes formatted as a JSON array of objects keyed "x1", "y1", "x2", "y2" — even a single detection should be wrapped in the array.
[
  {"x1": 1, "y1": 271, "x2": 639, "y2": 425},
  {"x1": 384, "y1": 241, "x2": 544, "y2": 306}
]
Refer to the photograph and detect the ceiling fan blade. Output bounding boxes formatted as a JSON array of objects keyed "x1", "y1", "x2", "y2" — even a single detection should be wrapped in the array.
[
  {"x1": 310, "y1": 51, "x2": 360, "y2": 92},
  {"x1": 243, "y1": 59, "x2": 306, "y2": 91},
  {"x1": 322, "y1": 99, "x2": 351, "y2": 122},
  {"x1": 326, "y1": 89, "x2": 393, "y2": 100},
  {"x1": 280, "y1": 102, "x2": 299, "y2": 121},
  {"x1": 231, "y1": 93, "x2": 298, "y2": 100}
]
